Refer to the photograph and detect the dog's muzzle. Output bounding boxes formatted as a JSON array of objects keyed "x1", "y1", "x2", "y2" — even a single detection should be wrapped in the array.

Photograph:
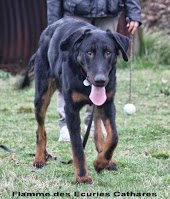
[{"x1": 94, "y1": 74, "x2": 107, "y2": 87}]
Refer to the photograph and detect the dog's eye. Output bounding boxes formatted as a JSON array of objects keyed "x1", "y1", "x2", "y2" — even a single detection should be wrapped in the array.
[
  {"x1": 86, "y1": 51, "x2": 93, "y2": 57},
  {"x1": 105, "y1": 51, "x2": 111, "y2": 57}
]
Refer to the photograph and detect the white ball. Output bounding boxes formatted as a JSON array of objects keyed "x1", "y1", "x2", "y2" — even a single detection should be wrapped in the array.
[{"x1": 124, "y1": 103, "x2": 136, "y2": 115}]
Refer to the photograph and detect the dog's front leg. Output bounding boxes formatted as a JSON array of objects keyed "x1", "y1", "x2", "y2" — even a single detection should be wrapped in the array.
[
  {"x1": 94, "y1": 102, "x2": 118, "y2": 172},
  {"x1": 65, "y1": 105, "x2": 92, "y2": 184}
]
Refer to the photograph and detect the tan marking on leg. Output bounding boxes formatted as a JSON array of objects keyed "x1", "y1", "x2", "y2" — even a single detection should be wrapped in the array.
[
  {"x1": 104, "y1": 119, "x2": 114, "y2": 150},
  {"x1": 41, "y1": 79, "x2": 56, "y2": 118},
  {"x1": 93, "y1": 106, "x2": 105, "y2": 153},
  {"x1": 94, "y1": 118, "x2": 104, "y2": 153},
  {"x1": 94, "y1": 119, "x2": 118, "y2": 172},
  {"x1": 72, "y1": 150, "x2": 92, "y2": 184},
  {"x1": 34, "y1": 125, "x2": 47, "y2": 167},
  {"x1": 34, "y1": 79, "x2": 56, "y2": 168}
]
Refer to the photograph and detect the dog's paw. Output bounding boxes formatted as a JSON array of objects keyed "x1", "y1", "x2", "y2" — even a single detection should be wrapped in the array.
[
  {"x1": 33, "y1": 154, "x2": 46, "y2": 168},
  {"x1": 94, "y1": 158, "x2": 108, "y2": 173},
  {"x1": 45, "y1": 152, "x2": 52, "y2": 161},
  {"x1": 33, "y1": 161, "x2": 46, "y2": 168},
  {"x1": 76, "y1": 175, "x2": 93, "y2": 184},
  {"x1": 105, "y1": 160, "x2": 118, "y2": 171}
]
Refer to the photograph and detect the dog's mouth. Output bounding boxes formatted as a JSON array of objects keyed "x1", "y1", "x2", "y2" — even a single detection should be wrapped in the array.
[
  {"x1": 83, "y1": 75, "x2": 108, "y2": 106},
  {"x1": 85, "y1": 74, "x2": 108, "y2": 106},
  {"x1": 89, "y1": 85, "x2": 107, "y2": 106}
]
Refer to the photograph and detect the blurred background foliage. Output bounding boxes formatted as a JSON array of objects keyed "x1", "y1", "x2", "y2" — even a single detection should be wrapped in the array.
[{"x1": 118, "y1": 0, "x2": 170, "y2": 69}]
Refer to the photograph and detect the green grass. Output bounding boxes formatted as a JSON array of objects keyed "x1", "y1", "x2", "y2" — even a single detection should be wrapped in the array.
[{"x1": 0, "y1": 68, "x2": 170, "y2": 199}]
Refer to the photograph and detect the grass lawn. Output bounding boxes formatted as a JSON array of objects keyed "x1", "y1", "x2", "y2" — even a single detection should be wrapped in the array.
[{"x1": 0, "y1": 68, "x2": 169, "y2": 199}]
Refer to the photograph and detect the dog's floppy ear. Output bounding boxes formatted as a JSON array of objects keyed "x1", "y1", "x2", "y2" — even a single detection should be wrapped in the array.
[
  {"x1": 60, "y1": 29, "x2": 91, "y2": 51},
  {"x1": 107, "y1": 30, "x2": 129, "y2": 61}
]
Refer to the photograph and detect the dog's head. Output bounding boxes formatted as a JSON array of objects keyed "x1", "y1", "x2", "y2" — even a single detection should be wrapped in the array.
[{"x1": 60, "y1": 28, "x2": 129, "y2": 106}]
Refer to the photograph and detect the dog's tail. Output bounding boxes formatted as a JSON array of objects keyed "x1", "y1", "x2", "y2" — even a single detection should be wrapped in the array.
[{"x1": 18, "y1": 53, "x2": 36, "y2": 89}]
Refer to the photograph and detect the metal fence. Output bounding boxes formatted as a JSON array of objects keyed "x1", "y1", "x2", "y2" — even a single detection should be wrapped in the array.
[{"x1": 0, "y1": 0, "x2": 47, "y2": 74}]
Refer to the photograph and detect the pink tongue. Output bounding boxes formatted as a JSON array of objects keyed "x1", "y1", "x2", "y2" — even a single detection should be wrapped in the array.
[{"x1": 89, "y1": 85, "x2": 107, "y2": 106}]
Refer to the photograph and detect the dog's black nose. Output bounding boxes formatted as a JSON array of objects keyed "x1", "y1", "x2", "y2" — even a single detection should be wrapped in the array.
[{"x1": 94, "y1": 74, "x2": 106, "y2": 86}]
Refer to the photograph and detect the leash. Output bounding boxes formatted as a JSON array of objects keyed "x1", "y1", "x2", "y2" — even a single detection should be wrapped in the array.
[
  {"x1": 0, "y1": 145, "x2": 35, "y2": 156},
  {"x1": 125, "y1": 17, "x2": 134, "y2": 104},
  {"x1": 129, "y1": 33, "x2": 133, "y2": 103},
  {"x1": 82, "y1": 105, "x2": 94, "y2": 149},
  {"x1": 123, "y1": 18, "x2": 136, "y2": 115},
  {"x1": 0, "y1": 105, "x2": 94, "y2": 165}
]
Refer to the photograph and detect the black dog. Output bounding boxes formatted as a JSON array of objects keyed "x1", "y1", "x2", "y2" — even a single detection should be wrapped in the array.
[{"x1": 23, "y1": 18, "x2": 129, "y2": 184}]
